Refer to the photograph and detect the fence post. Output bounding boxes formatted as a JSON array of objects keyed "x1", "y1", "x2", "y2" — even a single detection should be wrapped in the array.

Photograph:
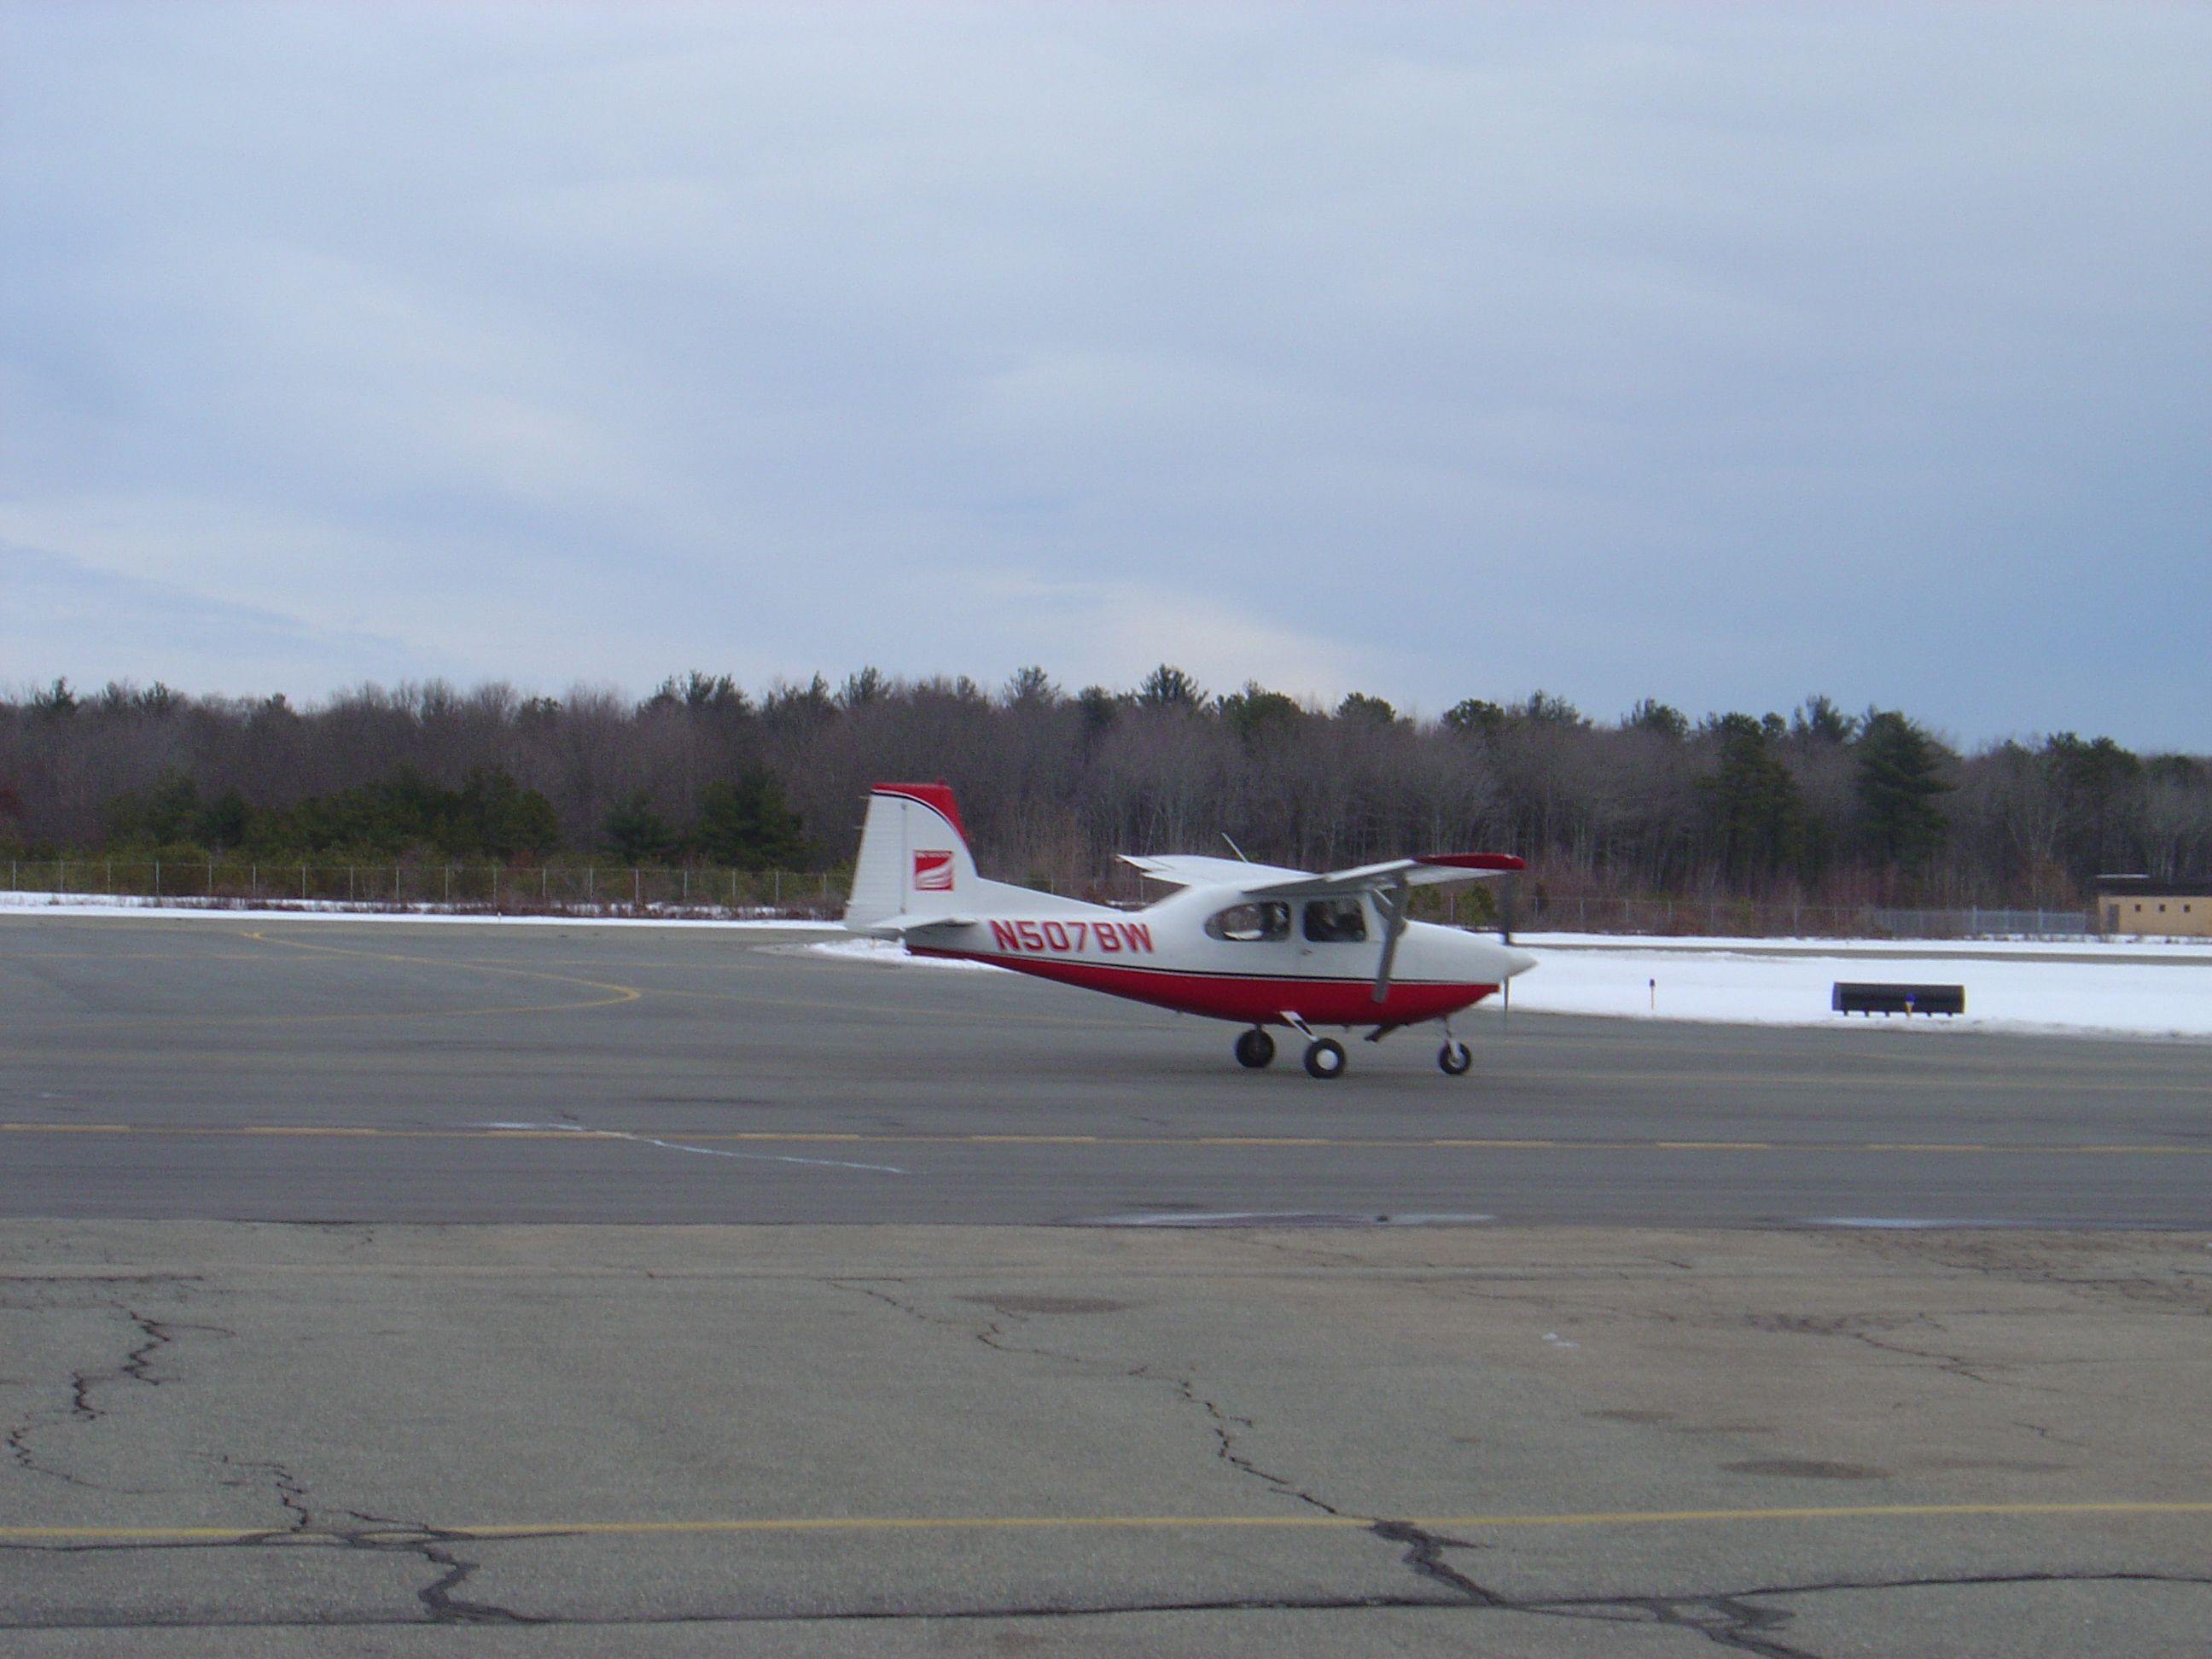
[
  {"x1": 774, "y1": 870, "x2": 782, "y2": 905},
  {"x1": 587, "y1": 867, "x2": 594, "y2": 903},
  {"x1": 154, "y1": 860, "x2": 160, "y2": 898},
  {"x1": 634, "y1": 868, "x2": 641, "y2": 907},
  {"x1": 731, "y1": 870, "x2": 737, "y2": 905},
  {"x1": 348, "y1": 866, "x2": 355, "y2": 903}
]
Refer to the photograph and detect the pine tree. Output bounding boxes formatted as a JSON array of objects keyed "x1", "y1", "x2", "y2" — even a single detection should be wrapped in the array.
[
  {"x1": 1135, "y1": 664, "x2": 1204, "y2": 710},
  {"x1": 1220, "y1": 682, "x2": 1303, "y2": 742},
  {"x1": 692, "y1": 771, "x2": 806, "y2": 869},
  {"x1": 1701, "y1": 713, "x2": 1804, "y2": 877},
  {"x1": 1335, "y1": 691, "x2": 1398, "y2": 725},
  {"x1": 603, "y1": 792, "x2": 678, "y2": 865},
  {"x1": 1855, "y1": 710, "x2": 1953, "y2": 863}
]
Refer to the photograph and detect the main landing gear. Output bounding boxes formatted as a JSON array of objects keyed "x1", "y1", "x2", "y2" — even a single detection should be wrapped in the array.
[
  {"x1": 1233, "y1": 1022, "x2": 1348, "y2": 1079},
  {"x1": 1234, "y1": 1022, "x2": 1468, "y2": 1079}
]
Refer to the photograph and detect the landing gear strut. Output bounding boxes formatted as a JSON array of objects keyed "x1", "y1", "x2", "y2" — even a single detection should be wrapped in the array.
[
  {"x1": 1302, "y1": 1037, "x2": 1348, "y2": 1080},
  {"x1": 1233, "y1": 1027, "x2": 1276, "y2": 1069}
]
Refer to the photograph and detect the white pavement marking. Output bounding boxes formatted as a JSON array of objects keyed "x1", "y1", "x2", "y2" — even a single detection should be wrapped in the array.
[
  {"x1": 1066, "y1": 1210, "x2": 1496, "y2": 1227},
  {"x1": 1801, "y1": 1216, "x2": 2054, "y2": 1230},
  {"x1": 476, "y1": 1121, "x2": 909, "y2": 1175}
]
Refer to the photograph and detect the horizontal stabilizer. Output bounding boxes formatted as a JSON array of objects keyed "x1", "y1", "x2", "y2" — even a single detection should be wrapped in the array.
[{"x1": 864, "y1": 913, "x2": 980, "y2": 936}]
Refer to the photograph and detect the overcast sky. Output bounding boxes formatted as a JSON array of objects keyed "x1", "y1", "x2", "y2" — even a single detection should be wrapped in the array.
[{"x1": 3, "y1": 3, "x2": 2207, "y2": 748}]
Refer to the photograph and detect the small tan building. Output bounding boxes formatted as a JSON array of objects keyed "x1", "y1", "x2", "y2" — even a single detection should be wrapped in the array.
[{"x1": 2097, "y1": 876, "x2": 2212, "y2": 938}]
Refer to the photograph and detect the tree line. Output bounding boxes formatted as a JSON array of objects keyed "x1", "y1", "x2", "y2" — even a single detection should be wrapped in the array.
[{"x1": 3, "y1": 669, "x2": 2204, "y2": 907}]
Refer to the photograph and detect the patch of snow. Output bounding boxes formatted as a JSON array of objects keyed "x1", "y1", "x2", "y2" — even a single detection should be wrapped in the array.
[
  {"x1": 0, "y1": 891, "x2": 841, "y2": 930},
  {"x1": 803, "y1": 938, "x2": 1007, "y2": 971},
  {"x1": 1511, "y1": 945, "x2": 2212, "y2": 1039},
  {"x1": 1516, "y1": 930, "x2": 2211, "y2": 960}
]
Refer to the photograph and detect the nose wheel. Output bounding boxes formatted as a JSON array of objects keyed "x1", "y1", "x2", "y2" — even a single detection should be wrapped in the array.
[
  {"x1": 1233, "y1": 1027, "x2": 1277, "y2": 1069},
  {"x1": 1438, "y1": 1039, "x2": 1472, "y2": 1075}
]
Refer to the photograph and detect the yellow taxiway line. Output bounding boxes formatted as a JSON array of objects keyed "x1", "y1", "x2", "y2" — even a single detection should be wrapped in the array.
[{"x1": 3, "y1": 1499, "x2": 2207, "y2": 1544}]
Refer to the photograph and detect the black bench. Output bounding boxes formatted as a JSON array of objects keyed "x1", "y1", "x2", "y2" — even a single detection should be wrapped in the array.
[{"x1": 1832, "y1": 982, "x2": 1965, "y2": 1016}]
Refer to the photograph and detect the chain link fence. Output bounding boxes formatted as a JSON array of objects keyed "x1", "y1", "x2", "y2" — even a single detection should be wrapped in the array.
[
  {"x1": 2, "y1": 859, "x2": 2129, "y2": 940},
  {"x1": 1513, "y1": 893, "x2": 2097, "y2": 940},
  {"x1": 5, "y1": 859, "x2": 847, "y2": 920}
]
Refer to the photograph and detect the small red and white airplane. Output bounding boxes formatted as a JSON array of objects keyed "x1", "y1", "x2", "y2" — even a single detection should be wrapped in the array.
[{"x1": 843, "y1": 782, "x2": 1537, "y2": 1078}]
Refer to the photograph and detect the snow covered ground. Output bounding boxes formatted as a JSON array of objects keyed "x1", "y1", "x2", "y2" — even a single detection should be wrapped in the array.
[
  {"x1": 5, "y1": 892, "x2": 2204, "y2": 1039},
  {"x1": 808, "y1": 934, "x2": 2211, "y2": 1040},
  {"x1": 0, "y1": 890, "x2": 841, "y2": 932},
  {"x1": 1506, "y1": 940, "x2": 2210, "y2": 1039}
]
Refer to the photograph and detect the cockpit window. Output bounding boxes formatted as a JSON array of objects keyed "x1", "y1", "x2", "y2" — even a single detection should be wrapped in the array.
[
  {"x1": 1302, "y1": 897, "x2": 1368, "y2": 943},
  {"x1": 1205, "y1": 901, "x2": 1291, "y2": 942}
]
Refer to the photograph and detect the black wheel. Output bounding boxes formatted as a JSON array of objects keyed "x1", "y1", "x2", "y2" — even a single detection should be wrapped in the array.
[
  {"x1": 1302, "y1": 1038, "x2": 1347, "y2": 1080},
  {"x1": 1438, "y1": 1039, "x2": 1473, "y2": 1076},
  {"x1": 1233, "y1": 1027, "x2": 1276, "y2": 1069}
]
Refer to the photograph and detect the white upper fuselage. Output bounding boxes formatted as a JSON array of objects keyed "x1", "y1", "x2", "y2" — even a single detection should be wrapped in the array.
[
  {"x1": 905, "y1": 883, "x2": 1533, "y2": 1029},
  {"x1": 841, "y1": 780, "x2": 1534, "y2": 1032}
]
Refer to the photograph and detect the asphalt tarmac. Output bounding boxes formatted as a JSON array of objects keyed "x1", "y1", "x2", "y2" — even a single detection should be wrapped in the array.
[
  {"x1": 3, "y1": 914, "x2": 2208, "y2": 1654},
  {"x1": 3, "y1": 915, "x2": 2209, "y2": 1228}
]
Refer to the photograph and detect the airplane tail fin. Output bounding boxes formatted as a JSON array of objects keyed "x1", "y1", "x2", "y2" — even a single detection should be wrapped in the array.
[{"x1": 844, "y1": 783, "x2": 982, "y2": 930}]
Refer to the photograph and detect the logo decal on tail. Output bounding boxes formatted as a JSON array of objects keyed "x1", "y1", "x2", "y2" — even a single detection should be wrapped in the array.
[{"x1": 913, "y1": 850, "x2": 955, "y2": 891}]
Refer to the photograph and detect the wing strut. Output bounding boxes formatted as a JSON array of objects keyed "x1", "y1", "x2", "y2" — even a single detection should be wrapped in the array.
[{"x1": 1371, "y1": 874, "x2": 1411, "y2": 1004}]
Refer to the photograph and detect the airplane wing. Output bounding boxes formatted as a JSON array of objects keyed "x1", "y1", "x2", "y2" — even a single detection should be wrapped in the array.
[
  {"x1": 1238, "y1": 853, "x2": 1524, "y2": 899},
  {"x1": 1119, "y1": 853, "x2": 1313, "y2": 888},
  {"x1": 1121, "y1": 852, "x2": 1523, "y2": 898}
]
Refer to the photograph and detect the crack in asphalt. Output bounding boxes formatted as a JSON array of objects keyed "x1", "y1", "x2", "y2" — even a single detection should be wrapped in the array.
[
  {"x1": 1369, "y1": 1519, "x2": 1505, "y2": 1606},
  {"x1": 0, "y1": 1561, "x2": 2205, "y2": 1633},
  {"x1": 1368, "y1": 1518, "x2": 1819, "y2": 1653},
  {"x1": 5, "y1": 1301, "x2": 230, "y2": 1493},
  {"x1": 830, "y1": 1278, "x2": 1346, "y2": 1516},
  {"x1": 1359, "y1": 1533, "x2": 2212, "y2": 1657},
  {"x1": 1132, "y1": 1366, "x2": 1345, "y2": 1517},
  {"x1": 6, "y1": 1447, "x2": 542, "y2": 1626}
]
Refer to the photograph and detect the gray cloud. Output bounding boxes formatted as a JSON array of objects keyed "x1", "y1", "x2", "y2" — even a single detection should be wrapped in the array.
[{"x1": 3, "y1": 3, "x2": 2206, "y2": 744}]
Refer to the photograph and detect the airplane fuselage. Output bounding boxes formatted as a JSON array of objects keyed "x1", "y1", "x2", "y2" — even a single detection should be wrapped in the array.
[{"x1": 910, "y1": 883, "x2": 1528, "y2": 1028}]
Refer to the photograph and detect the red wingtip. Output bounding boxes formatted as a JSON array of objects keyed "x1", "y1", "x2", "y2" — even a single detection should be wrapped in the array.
[{"x1": 1417, "y1": 852, "x2": 1525, "y2": 872}]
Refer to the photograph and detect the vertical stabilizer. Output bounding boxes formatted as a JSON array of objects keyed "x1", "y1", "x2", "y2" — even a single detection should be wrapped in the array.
[{"x1": 843, "y1": 783, "x2": 981, "y2": 929}]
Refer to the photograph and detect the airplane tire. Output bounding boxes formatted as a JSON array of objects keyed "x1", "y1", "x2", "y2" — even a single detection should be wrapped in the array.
[
  {"x1": 1438, "y1": 1039, "x2": 1473, "y2": 1076},
  {"x1": 1302, "y1": 1038, "x2": 1347, "y2": 1080},
  {"x1": 1234, "y1": 1028, "x2": 1277, "y2": 1069}
]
